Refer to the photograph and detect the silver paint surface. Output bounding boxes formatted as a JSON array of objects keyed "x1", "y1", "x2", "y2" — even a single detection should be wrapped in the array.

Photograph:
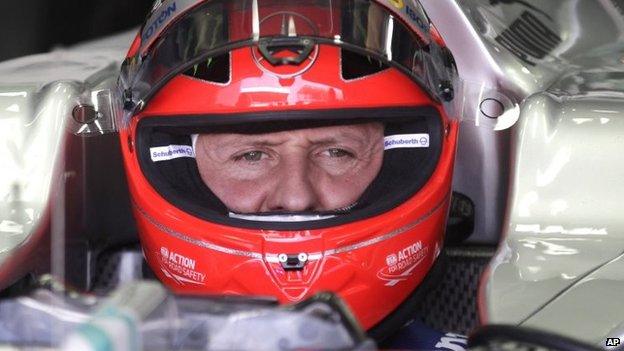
[
  {"x1": 449, "y1": 0, "x2": 624, "y2": 346},
  {"x1": 422, "y1": 0, "x2": 624, "y2": 245},
  {"x1": 0, "y1": 31, "x2": 133, "y2": 266},
  {"x1": 483, "y1": 93, "x2": 624, "y2": 327}
]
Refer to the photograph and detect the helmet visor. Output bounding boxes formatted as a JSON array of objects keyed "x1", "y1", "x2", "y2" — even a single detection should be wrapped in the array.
[{"x1": 120, "y1": 0, "x2": 457, "y2": 114}]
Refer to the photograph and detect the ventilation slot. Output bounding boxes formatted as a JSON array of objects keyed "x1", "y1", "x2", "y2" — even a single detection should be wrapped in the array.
[
  {"x1": 494, "y1": 11, "x2": 562, "y2": 66},
  {"x1": 341, "y1": 49, "x2": 389, "y2": 80},
  {"x1": 184, "y1": 53, "x2": 230, "y2": 84}
]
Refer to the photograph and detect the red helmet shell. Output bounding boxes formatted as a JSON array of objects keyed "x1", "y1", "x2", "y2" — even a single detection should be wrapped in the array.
[{"x1": 121, "y1": 43, "x2": 458, "y2": 329}]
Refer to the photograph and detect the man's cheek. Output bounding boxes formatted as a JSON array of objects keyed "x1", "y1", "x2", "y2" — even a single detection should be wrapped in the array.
[
  {"x1": 218, "y1": 179, "x2": 269, "y2": 213},
  {"x1": 222, "y1": 163, "x2": 273, "y2": 181},
  {"x1": 313, "y1": 159, "x2": 359, "y2": 177},
  {"x1": 316, "y1": 165, "x2": 370, "y2": 189},
  {"x1": 316, "y1": 175, "x2": 364, "y2": 208}
]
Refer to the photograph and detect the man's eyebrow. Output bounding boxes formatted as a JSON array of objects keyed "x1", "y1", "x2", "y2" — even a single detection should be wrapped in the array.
[
  {"x1": 308, "y1": 137, "x2": 339, "y2": 145},
  {"x1": 221, "y1": 137, "x2": 287, "y2": 148},
  {"x1": 310, "y1": 132, "x2": 372, "y2": 146}
]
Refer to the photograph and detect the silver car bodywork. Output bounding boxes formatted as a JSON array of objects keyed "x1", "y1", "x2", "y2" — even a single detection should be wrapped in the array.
[
  {"x1": 0, "y1": 31, "x2": 133, "y2": 286},
  {"x1": 420, "y1": 0, "x2": 624, "y2": 346},
  {"x1": 484, "y1": 83, "x2": 624, "y2": 343},
  {"x1": 1, "y1": 0, "x2": 624, "y2": 347},
  {"x1": 423, "y1": 0, "x2": 624, "y2": 245}
]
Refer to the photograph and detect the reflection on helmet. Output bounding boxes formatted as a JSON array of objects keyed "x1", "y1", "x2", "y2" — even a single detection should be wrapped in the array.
[{"x1": 120, "y1": 0, "x2": 459, "y2": 339}]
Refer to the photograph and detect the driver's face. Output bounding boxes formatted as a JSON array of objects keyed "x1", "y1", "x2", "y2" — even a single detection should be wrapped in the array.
[{"x1": 195, "y1": 123, "x2": 384, "y2": 213}]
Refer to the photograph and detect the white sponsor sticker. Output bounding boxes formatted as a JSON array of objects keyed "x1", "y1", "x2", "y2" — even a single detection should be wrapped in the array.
[
  {"x1": 384, "y1": 134, "x2": 430, "y2": 150},
  {"x1": 150, "y1": 144, "x2": 195, "y2": 162}
]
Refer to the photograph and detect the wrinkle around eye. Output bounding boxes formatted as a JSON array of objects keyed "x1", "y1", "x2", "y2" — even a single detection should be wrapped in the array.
[{"x1": 312, "y1": 152, "x2": 363, "y2": 177}]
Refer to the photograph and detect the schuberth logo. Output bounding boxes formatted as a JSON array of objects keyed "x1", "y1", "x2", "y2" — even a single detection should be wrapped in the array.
[
  {"x1": 378, "y1": 241, "x2": 429, "y2": 287},
  {"x1": 150, "y1": 144, "x2": 195, "y2": 162},
  {"x1": 384, "y1": 134, "x2": 430, "y2": 150}
]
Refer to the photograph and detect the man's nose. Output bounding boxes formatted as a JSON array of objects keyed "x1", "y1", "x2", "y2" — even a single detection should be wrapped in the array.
[{"x1": 265, "y1": 156, "x2": 319, "y2": 212}]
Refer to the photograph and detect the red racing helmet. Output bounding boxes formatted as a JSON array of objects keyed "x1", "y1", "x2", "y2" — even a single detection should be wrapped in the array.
[{"x1": 119, "y1": 0, "x2": 459, "y2": 338}]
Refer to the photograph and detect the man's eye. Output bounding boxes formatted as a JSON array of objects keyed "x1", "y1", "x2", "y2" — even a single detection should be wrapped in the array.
[
  {"x1": 326, "y1": 148, "x2": 353, "y2": 158},
  {"x1": 235, "y1": 151, "x2": 266, "y2": 162}
]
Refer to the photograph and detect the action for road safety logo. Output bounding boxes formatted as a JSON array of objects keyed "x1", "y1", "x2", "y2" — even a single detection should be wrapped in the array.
[
  {"x1": 158, "y1": 247, "x2": 206, "y2": 286},
  {"x1": 378, "y1": 241, "x2": 429, "y2": 287}
]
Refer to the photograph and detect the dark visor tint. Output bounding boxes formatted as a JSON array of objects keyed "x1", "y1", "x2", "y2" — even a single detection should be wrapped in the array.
[{"x1": 120, "y1": 0, "x2": 457, "y2": 112}]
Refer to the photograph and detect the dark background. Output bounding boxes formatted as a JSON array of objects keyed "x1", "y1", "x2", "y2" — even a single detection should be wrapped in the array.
[{"x1": 0, "y1": 0, "x2": 155, "y2": 62}]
